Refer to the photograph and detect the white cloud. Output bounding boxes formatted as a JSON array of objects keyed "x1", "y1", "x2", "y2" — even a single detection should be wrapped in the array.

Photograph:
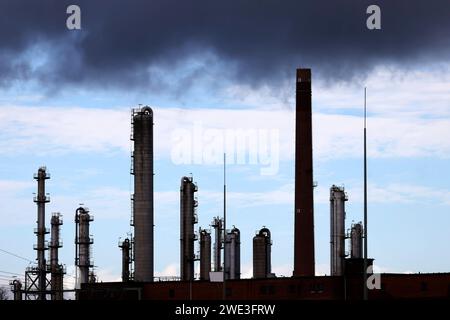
[
  {"x1": 155, "y1": 263, "x2": 179, "y2": 277},
  {"x1": 1, "y1": 105, "x2": 449, "y2": 162}
]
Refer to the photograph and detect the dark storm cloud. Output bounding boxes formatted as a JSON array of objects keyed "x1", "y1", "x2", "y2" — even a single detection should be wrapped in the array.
[{"x1": 1, "y1": 0, "x2": 450, "y2": 91}]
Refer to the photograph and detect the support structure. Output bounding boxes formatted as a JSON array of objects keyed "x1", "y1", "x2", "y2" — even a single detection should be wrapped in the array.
[
  {"x1": 131, "y1": 106, "x2": 154, "y2": 282},
  {"x1": 294, "y1": 68, "x2": 315, "y2": 277}
]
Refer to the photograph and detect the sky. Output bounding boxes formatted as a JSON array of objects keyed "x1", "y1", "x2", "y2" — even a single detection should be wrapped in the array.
[{"x1": 1, "y1": 0, "x2": 450, "y2": 292}]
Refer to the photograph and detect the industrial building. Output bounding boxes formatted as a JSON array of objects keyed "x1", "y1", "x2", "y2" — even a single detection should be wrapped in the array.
[{"x1": 10, "y1": 69, "x2": 450, "y2": 300}]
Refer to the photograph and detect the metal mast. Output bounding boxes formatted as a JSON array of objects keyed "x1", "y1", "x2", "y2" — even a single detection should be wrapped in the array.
[
  {"x1": 363, "y1": 87, "x2": 368, "y2": 300},
  {"x1": 223, "y1": 153, "x2": 226, "y2": 300}
]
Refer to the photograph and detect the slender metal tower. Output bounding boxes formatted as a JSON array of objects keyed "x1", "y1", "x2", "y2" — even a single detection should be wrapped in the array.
[
  {"x1": 49, "y1": 212, "x2": 64, "y2": 300},
  {"x1": 363, "y1": 88, "x2": 369, "y2": 300},
  {"x1": 294, "y1": 69, "x2": 315, "y2": 277},
  {"x1": 131, "y1": 106, "x2": 154, "y2": 282},
  {"x1": 223, "y1": 153, "x2": 227, "y2": 299},
  {"x1": 33, "y1": 166, "x2": 50, "y2": 300}
]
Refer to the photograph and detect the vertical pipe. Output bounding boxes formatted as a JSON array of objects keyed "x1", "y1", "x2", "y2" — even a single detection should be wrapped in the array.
[
  {"x1": 294, "y1": 69, "x2": 315, "y2": 277},
  {"x1": 363, "y1": 87, "x2": 368, "y2": 300}
]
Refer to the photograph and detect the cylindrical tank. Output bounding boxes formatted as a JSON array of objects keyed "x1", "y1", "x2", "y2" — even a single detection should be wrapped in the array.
[
  {"x1": 199, "y1": 229, "x2": 211, "y2": 280},
  {"x1": 75, "y1": 207, "x2": 93, "y2": 287},
  {"x1": 350, "y1": 222, "x2": 363, "y2": 259},
  {"x1": 132, "y1": 106, "x2": 154, "y2": 282},
  {"x1": 211, "y1": 217, "x2": 223, "y2": 272},
  {"x1": 330, "y1": 185, "x2": 347, "y2": 276},
  {"x1": 49, "y1": 212, "x2": 64, "y2": 300},
  {"x1": 119, "y1": 238, "x2": 131, "y2": 282},
  {"x1": 180, "y1": 176, "x2": 198, "y2": 281},
  {"x1": 253, "y1": 227, "x2": 272, "y2": 278},
  {"x1": 224, "y1": 227, "x2": 240, "y2": 280}
]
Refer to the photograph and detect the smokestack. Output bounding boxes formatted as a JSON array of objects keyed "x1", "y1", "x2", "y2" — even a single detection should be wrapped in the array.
[
  {"x1": 33, "y1": 166, "x2": 50, "y2": 300},
  {"x1": 49, "y1": 212, "x2": 64, "y2": 300},
  {"x1": 132, "y1": 106, "x2": 154, "y2": 282},
  {"x1": 180, "y1": 176, "x2": 198, "y2": 281},
  {"x1": 293, "y1": 68, "x2": 315, "y2": 277}
]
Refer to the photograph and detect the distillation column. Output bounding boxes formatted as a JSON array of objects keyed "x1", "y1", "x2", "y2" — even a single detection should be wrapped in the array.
[
  {"x1": 211, "y1": 217, "x2": 223, "y2": 272},
  {"x1": 33, "y1": 166, "x2": 50, "y2": 300},
  {"x1": 350, "y1": 222, "x2": 363, "y2": 259},
  {"x1": 119, "y1": 238, "x2": 131, "y2": 282},
  {"x1": 224, "y1": 227, "x2": 240, "y2": 280},
  {"x1": 49, "y1": 212, "x2": 64, "y2": 300},
  {"x1": 75, "y1": 207, "x2": 93, "y2": 287},
  {"x1": 199, "y1": 229, "x2": 211, "y2": 281},
  {"x1": 330, "y1": 185, "x2": 347, "y2": 276},
  {"x1": 132, "y1": 106, "x2": 154, "y2": 282},
  {"x1": 253, "y1": 227, "x2": 272, "y2": 279},
  {"x1": 180, "y1": 176, "x2": 198, "y2": 281}
]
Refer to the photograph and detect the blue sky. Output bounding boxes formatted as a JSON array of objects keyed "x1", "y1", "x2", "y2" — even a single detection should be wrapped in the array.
[{"x1": 1, "y1": 61, "x2": 450, "y2": 291}]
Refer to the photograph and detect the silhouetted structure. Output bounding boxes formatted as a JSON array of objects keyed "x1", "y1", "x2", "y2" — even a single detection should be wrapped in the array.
[{"x1": 294, "y1": 68, "x2": 315, "y2": 277}]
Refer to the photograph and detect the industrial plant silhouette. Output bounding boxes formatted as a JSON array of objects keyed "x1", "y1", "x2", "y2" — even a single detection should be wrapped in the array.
[{"x1": 9, "y1": 69, "x2": 450, "y2": 301}]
